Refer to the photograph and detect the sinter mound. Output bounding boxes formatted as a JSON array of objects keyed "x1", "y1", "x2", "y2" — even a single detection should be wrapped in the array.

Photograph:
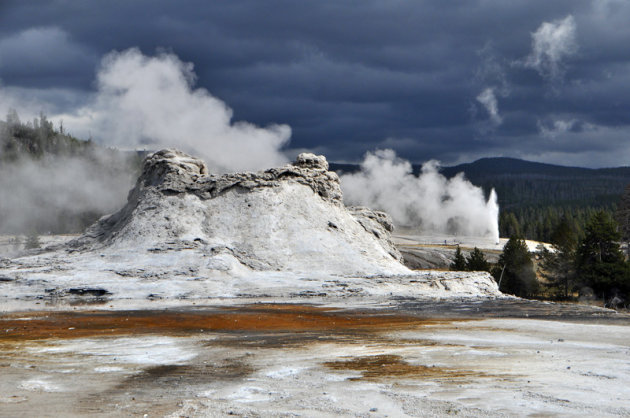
[{"x1": 71, "y1": 149, "x2": 408, "y2": 276}]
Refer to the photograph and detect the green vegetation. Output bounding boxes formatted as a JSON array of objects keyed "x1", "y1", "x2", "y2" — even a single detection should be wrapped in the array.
[
  {"x1": 449, "y1": 246, "x2": 467, "y2": 270},
  {"x1": 616, "y1": 184, "x2": 630, "y2": 243},
  {"x1": 499, "y1": 206, "x2": 600, "y2": 244},
  {"x1": 452, "y1": 210, "x2": 630, "y2": 307},
  {"x1": 538, "y1": 217, "x2": 578, "y2": 299},
  {"x1": 575, "y1": 211, "x2": 629, "y2": 301},
  {"x1": 1, "y1": 109, "x2": 94, "y2": 161},
  {"x1": 450, "y1": 246, "x2": 491, "y2": 272},
  {"x1": 465, "y1": 247, "x2": 490, "y2": 272},
  {"x1": 492, "y1": 237, "x2": 539, "y2": 298}
]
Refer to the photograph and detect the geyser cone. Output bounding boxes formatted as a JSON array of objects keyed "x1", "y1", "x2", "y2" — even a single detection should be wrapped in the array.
[{"x1": 71, "y1": 149, "x2": 407, "y2": 276}]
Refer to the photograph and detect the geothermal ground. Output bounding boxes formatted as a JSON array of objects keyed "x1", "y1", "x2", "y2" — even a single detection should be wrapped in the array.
[
  {"x1": 1, "y1": 233, "x2": 629, "y2": 417},
  {"x1": 1, "y1": 302, "x2": 628, "y2": 417}
]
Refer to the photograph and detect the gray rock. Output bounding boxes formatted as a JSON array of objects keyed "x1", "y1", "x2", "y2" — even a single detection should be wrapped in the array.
[{"x1": 349, "y1": 206, "x2": 402, "y2": 262}]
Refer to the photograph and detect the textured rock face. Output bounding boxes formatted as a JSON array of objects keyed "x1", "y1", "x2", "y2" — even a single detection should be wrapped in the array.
[
  {"x1": 131, "y1": 149, "x2": 343, "y2": 204},
  {"x1": 73, "y1": 149, "x2": 405, "y2": 275},
  {"x1": 348, "y1": 206, "x2": 400, "y2": 261}
]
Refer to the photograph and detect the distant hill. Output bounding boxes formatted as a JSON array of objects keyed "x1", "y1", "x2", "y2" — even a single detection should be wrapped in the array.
[{"x1": 442, "y1": 157, "x2": 606, "y2": 178}]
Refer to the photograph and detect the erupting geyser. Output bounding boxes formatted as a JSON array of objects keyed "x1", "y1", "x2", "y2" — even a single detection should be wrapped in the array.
[{"x1": 340, "y1": 149, "x2": 500, "y2": 241}]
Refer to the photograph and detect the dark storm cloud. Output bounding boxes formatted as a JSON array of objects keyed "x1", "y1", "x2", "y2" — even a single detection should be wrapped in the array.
[
  {"x1": 0, "y1": 26, "x2": 96, "y2": 88},
  {"x1": 1, "y1": 0, "x2": 630, "y2": 167}
]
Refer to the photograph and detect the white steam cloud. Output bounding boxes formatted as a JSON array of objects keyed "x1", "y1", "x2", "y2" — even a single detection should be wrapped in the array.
[
  {"x1": 476, "y1": 87, "x2": 502, "y2": 125},
  {"x1": 524, "y1": 15, "x2": 578, "y2": 81},
  {"x1": 0, "y1": 148, "x2": 134, "y2": 235},
  {"x1": 60, "y1": 48, "x2": 291, "y2": 172},
  {"x1": 341, "y1": 150, "x2": 499, "y2": 241}
]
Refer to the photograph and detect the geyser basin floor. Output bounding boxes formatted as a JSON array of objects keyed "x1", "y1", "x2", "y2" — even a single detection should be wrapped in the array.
[{"x1": 1, "y1": 304, "x2": 628, "y2": 417}]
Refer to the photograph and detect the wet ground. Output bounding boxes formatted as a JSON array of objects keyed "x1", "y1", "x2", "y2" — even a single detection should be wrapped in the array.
[{"x1": 1, "y1": 301, "x2": 629, "y2": 417}]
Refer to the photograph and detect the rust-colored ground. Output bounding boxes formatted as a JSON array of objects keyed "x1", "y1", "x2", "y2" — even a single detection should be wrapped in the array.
[
  {"x1": 325, "y1": 354, "x2": 493, "y2": 382},
  {"x1": 0, "y1": 304, "x2": 440, "y2": 342}
]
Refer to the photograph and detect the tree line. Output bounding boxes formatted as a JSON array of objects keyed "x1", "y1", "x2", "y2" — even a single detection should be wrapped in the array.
[
  {"x1": 499, "y1": 205, "x2": 614, "y2": 244},
  {"x1": 0, "y1": 109, "x2": 93, "y2": 160}
]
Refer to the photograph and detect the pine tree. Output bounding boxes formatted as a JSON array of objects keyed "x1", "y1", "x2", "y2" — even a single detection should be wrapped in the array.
[
  {"x1": 540, "y1": 218, "x2": 579, "y2": 299},
  {"x1": 576, "y1": 211, "x2": 629, "y2": 300},
  {"x1": 551, "y1": 216, "x2": 578, "y2": 251},
  {"x1": 466, "y1": 247, "x2": 490, "y2": 272},
  {"x1": 539, "y1": 247, "x2": 575, "y2": 299},
  {"x1": 450, "y1": 246, "x2": 467, "y2": 271},
  {"x1": 501, "y1": 212, "x2": 521, "y2": 238},
  {"x1": 493, "y1": 237, "x2": 539, "y2": 297}
]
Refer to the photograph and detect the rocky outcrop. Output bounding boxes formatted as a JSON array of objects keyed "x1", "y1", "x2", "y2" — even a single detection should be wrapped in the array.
[
  {"x1": 134, "y1": 150, "x2": 343, "y2": 204},
  {"x1": 349, "y1": 206, "x2": 401, "y2": 262},
  {"x1": 71, "y1": 149, "x2": 406, "y2": 276}
]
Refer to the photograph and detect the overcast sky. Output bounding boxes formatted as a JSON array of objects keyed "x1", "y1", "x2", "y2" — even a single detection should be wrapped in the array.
[{"x1": 1, "y1": 0, "x2": 629, "y2": 167}]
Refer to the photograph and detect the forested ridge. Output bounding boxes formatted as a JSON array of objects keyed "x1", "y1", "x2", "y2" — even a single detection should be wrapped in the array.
[
  {"x1": 442, "y1": 157, "x2": 630, "y2": 242},
  {"x1": 1, "y1": 111, "x2": 91, "y2": 159}
]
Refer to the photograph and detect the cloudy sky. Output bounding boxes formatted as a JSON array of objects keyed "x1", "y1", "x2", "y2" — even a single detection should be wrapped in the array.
[{"x1": 1, "y1": 0, "x2": 629, "y2": 167}]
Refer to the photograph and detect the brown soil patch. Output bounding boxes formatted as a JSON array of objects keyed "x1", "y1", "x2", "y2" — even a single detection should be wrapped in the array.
[
  {"x1": 0, "y1": 304, "x2": 439, "y2": 342},
  {"x1": 122, "y1": 361, "x2": 254, "y2": 387},
  {"x1": 324, "y1": 354, "x2": 489, "y2": 382}
]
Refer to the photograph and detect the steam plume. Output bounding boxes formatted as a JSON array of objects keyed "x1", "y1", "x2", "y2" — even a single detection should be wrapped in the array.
[
  {"x1": 1, "y1": 49, "x2": 499, "y2": 243},
  {"x1": 61, "y1": 48, "x2": 291, "y2": 173},
  {"x1": 0, "y1": 149, "x2": 134, "y2": 234},
  {"x1": 340, "y1": 150, "x2": 499, "y2": 241},
  {"x1": 0, "y1": 48, "x2": 292, "y2": 236}
]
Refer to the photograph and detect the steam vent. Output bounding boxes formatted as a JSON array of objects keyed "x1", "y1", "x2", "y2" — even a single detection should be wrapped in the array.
[{"x1": 72, "y1": 149, "x2": 408, "y2": 276}]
